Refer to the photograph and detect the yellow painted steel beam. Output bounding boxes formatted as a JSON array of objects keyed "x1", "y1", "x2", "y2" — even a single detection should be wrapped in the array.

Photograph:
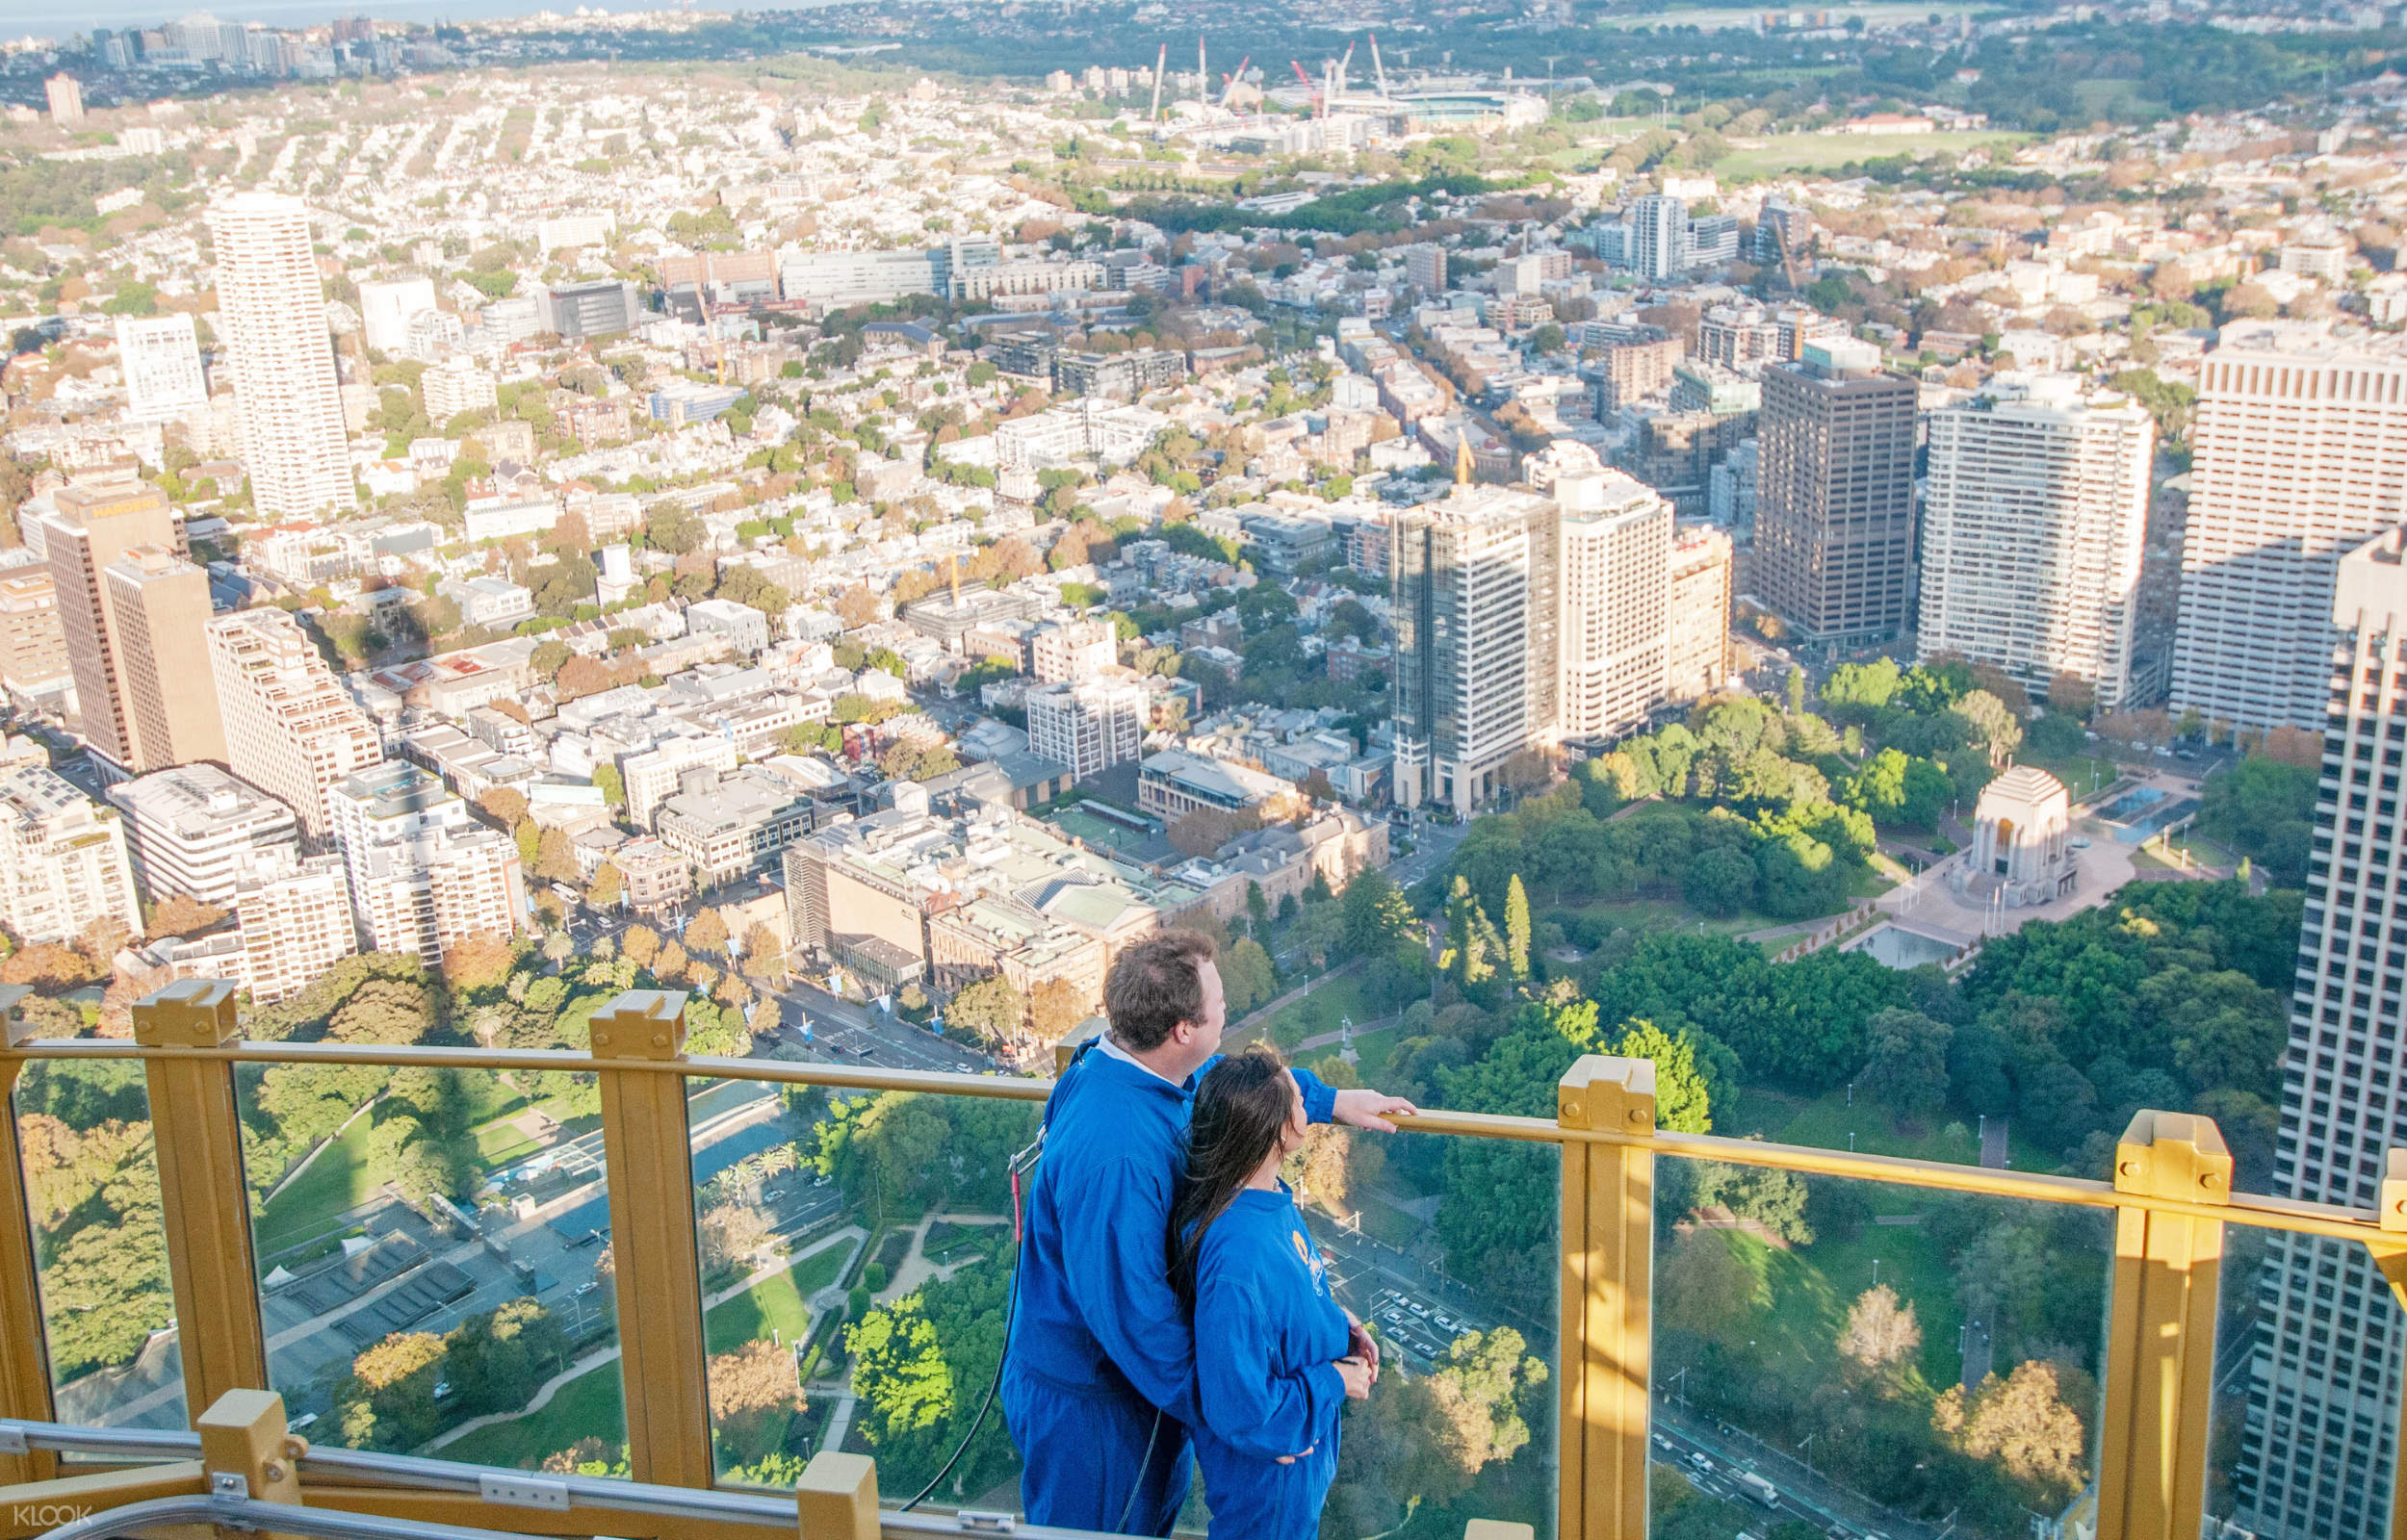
[
  {"x1": 2368, "y1": 1150, "x2": 2407, "y2": 1540},
  {"x1": 0, "y1": 1012, "x2": 58, "y2": 1486},
  {"x1": 589, "y1": 991, "x2": 714, "y2": 1489},
  {"x1": 131, "y1": 982, "x2": 269, "y2": 1418},
  {"x1": 1557, "y1": 1057, "x2": 1654, "y2": 1540},
  {"x1": 2095, "y1": 1110, "x2": 2229, "y2": 1540},
  {"x1": 0, "y1": 1460, "x2": 207, "y2": 1540}
]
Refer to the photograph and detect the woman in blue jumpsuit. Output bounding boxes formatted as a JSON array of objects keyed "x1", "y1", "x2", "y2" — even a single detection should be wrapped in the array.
[{"x1": 1172, "y1": 1046, "x2": 1375, "y2": 1540}]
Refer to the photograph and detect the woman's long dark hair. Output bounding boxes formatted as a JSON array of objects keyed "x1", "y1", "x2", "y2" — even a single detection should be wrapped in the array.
[{"x1": 1169, "y1": 1045, "x2": 1297, "y2": 1308}]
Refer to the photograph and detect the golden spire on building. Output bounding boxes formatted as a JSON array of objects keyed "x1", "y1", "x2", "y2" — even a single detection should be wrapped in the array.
[{"x1": 1454, "y1": 429, "x2": 1474, "y2": 490}]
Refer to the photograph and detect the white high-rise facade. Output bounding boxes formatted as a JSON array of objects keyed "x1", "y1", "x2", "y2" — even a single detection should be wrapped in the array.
[
  {"x1": 206, "y1": 607, "x2": 386, "y2": 848},
  {"x1": 1918, "y1": 374, "x2": 2156, "y2": 710},
  {"x1": 0, "y1": 765, "x2": 142, "y2": 945},
  {"x1": 206, "y1": 192, "x2": 355, "y2": 519},
  {"x1": 1026, "y1": 676, "x2": 1147, "y2": 780},
  {"x1": 1552, "y1": 452, "x2": 1673, "y2": 746},
  {"x1": 330, "y1": 761, "x2": 525, "y2": 963},
  {"x1": 357, "y1": 275, "x2": 439, "y2": 357},
  {"x1": 1627, "y1": 194, "x2": 1688, "y2": 280},
  {"x1": 2234, "y1": 526, "x2": 2407, "y2": 1540},
  {"x1": 116, "y1": 314, "x2": 208, "y2": 422},
  {"x1": 2172, "y1": 322, "x2": 2407, "y2": 734},
  {"x1": 233, "y1": 852, "x2": 359, "y2": 1005}
]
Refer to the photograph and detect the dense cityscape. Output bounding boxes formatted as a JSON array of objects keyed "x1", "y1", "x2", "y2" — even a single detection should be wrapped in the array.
[{"x1": 0, "y1": 1, "x2": 2403, "y2": 1538}]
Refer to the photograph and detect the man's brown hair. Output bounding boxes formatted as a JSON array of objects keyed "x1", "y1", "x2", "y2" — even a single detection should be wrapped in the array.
[{"x1": 1105, "y1": 929, "x2": 1217, "y2": 1051}]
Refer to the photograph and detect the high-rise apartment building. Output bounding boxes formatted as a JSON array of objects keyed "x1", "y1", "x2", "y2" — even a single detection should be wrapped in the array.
[
  {"x1": 1918, "y1": 374, "x2": 2156, "y2": 710},
  {"x1": 329, "y1": 761, "x2": 525, "y2": 962},
  {"x1": 1026, "y1": 676, "x2": 1147, "y2": 780},
  {"x1": 116, "y1": 314, "x2": 209, "y2": 422},
  {"x1": 30, "y1": 476, "x2": 179, "y2": 771},
  {"x1": 2233, "y1": 525, "x2": 2407, "y2": 1540},
  {"x1": 233, "y1": 852, "x2": 359, "y2": 1005},
  {"x1": 1753, "y1": 338, "x2": 1918, "y2": 644},
  {"x1": 104, "y1": 546, "x2": 225, "y2": 771},
  {"x1": 206, "y1": 192, "x2": 355, "y2": 518},
  {"x1": 108, "y1": 762, "x2": 302, "y2": 908},
  {"x1": 44, "y1": 74, "x2": 84, "y2": 126},
  {"x1": 0, "y1": 571, "x2": 69, "y2": 705},
  {"x1": 1627, "y1": 195, "x2": 1689, "y2": 280},
  {"x1": 1406, "y1": 244, "x2": 1448, "y2": 294},
  {"x1": 0, "y1": 765, "x2": 142, "y2": 944},
  {"x1": 205, "y1": 607, "x2": 385, "y2": 847},
  {"x1": 623, "y1": 733, "x2": 741, "y2": 830},
  {"x1": 2172, "y1": 323, "x2": 2407, "y2": 735},
  {"x1": 1392, "y1": 460, "x2": 1560, "y2": 815},
  {"x1": 1668, "y1": 525, "x2": 1734, "y2": 703},
  {"x1": 1554, "y1": 457, "x2": 1672, "y2": 747}
]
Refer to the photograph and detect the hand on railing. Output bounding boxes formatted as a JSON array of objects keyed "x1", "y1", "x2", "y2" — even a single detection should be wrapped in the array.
[{"x1": 1331, "y1": 1089, "x2": 1420, "y2": 1131}]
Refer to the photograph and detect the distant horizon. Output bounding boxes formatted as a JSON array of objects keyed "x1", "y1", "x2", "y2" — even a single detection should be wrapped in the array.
[{"x1": 35, "y1": 0, "x2": 847, "y2": 38}]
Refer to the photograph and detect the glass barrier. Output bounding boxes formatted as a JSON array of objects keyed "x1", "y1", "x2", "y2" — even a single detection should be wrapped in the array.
[
  {"x1": 11, "y1": 1056, "x2": 188, "y2": 1432},
  {"x1": 235, "y1": 1056, "x2": 627, "y2": 1471},
  {"x1": 1651, "y1": 1156, "x2": 2111, "y2": 1540},
  {"x1": 2204, "y1": 1217, "x2": 2407, "y2": 1540}
]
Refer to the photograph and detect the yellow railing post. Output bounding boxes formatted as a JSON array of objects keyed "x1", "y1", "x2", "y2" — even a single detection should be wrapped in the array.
[
  {"x1": 0, "y1": 1000, "x2": 58, "y2": 1484},
  {"x1": 794, "y1": 1450, "x2": 877, "y2": 1540},
  {"x1": 1053, "y1": 1014, "x2": 1105, "y2": 1075},
  {"x1": 2095, "y1": 1109, "x2": 2230, "y2": 1540},
  {"x1": 1557, "y1": 1055, "x2": 1655, "y2": 1540},
  {"x1": 197, "y1": 1387, "x2": 304, "y2": 1540},
  {"x1": 132, "y1": 979, "x2": 269, "y2": 1417},
  {"x1": 589, "y1": 989, "x2": 712, "y2": 1488}
]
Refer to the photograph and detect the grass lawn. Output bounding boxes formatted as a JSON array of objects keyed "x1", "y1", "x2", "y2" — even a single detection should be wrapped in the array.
[
  {"x1": 465, "y1": 1361, "x2": 626, "y2": 1472},
  {"x1": 1260, "y1": 974, "x2": 1371, "y2": 1052},
  {"x1": 257, "y1": 1114, "x2": 379, "y2": 1258},
  {"x1": 1726, "y1": 1085, "x2": 2059, "y2": 1173},
  {"x1": 704, "y1": 1245, "x2": 850, "y2": 1354},
  {"x1": 2025, "y1": 749, "x2": 2129, "y2": 807},
  {"x1": 1712, "y1": 130, "x2": 2032, "y2": 180},
  {"x1": 1347, "y1": 1026, "x2": 1398, "y2": 1081}
]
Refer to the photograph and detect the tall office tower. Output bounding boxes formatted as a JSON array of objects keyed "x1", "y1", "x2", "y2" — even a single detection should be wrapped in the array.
[
  {"x1": 0, "y1": 765, "x2": 142, "y2": 944},
  {"x1": 205, "y1": 607, "x2": 385, "y2": 848},
  {"x1": 107, "y1": 762, "x2": 302, "y2": 908},
  {"x1": 329, "y1": 762, "x2": 525, "y2": 962},
  {"x1": 44, "y1": 74, "x2": 84, "y2": 126},
  {"x1": 1668, "y1": 524, "x2": 1735, "y2": 703},
  {"x1": 1627, "y1": 194, "x2": 1689, "y2": 280},
  {"x1": 355, "y1": 275, "x2": 438, "y2": 357},
  {"x1": 1025, "y1": 676, "x2": 1147, "y2": 780},
  {"x1": 1753, "y1": 338, "x2": 1919, "y2": 644},
  {"x1": 232, "y1": 851, "x2": 359, "y2": 1005},
  {"x1": 103, "y1": 547, "x2": 225, "y2": 771},
  {"x1": 0, "y1": 571, "x2": 70, "y2": 706},
  {"x1": 1392, "y1": 449, "x2": 1561, "y2": 816},
  {"x1": 116, "y1": 315, "x2": 209, "y2": 422},
  {"x1": 2172, "y1": 323, "x2": 2407, "y2": 735},
  {"x1": 1406, "y1": 244, "x2": 1448, "y2": 294},
  {"x1": 1918, "y1": 374, "x2": 2156, "y2": 711},
  {"x1": 30, "y1": 476, "x2": 179, "y2": 771},
  {"x1": 2233, "y1": 526, "x2": 2407, "y2": 1540},
  {"x1": 1552, "y1": 454, "x2": 1672, "y2": 747},
  {"x1": 205, "y1": 192, "x2": 355, "y2": 519}
]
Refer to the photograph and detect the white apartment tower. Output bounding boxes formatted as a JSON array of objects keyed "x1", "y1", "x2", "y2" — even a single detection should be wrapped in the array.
[
  {"x1": 1391, "y1": 452, "x2": 1561, "y2": 816},
  {"x1": 205, "y1": 607, "x2": 386, "y2": 848},
  {"x1": 1627, "y1": 195, "x2": 1688, "y2": 281},
  {"x1": 1026, "y1": 676, "x2": 1147, "y2": 780},
  {"x1": 233, "y1": 852, "x2": 360, "y2": 1005},
  {"x1": 116, "y1": 314, "x2": 208, "y2": 422},
  {"x1": 1918, "y1": 374, "x2": 2156, "y2": 710},
  {"x1": 1552, "y1": 453, "x2": 1673, "y2": 746},
  {"x1": 206, "y1": 192, "x2": 355, "y2": 519},
  {"x1": 107, "y1": 763, "x2": 302, "y2": 908},
  {"x1": 2172, "y1": 322, "x2": 2407, "y2": 734},
  {"x1": 2233, "y1": 526, "x2": 2407, "y2": 1540},
  {"x1": 0, "y1": 765, "x2": 142, "y2": 945},
  {"x1": 1031, "y1": 619, "x2": 1118, "y2": 683},
  {"x1": 329, "y1": 761, "x2": 526, "y2": 963}
]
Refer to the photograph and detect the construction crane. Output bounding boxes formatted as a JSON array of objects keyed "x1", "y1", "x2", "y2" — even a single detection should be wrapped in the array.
[
  {"x1": 1368, "y1": 33, "x2": 1392, "y2": 103},
  {"x1": 1290, "y1": 58, "x2": 1320, "y2": 116},
  {"x1": 1219, "y1": 55, "x2": 1250, "y2": 108},
  {"x1": 1771, "y1": 206, "x2": 1811, "y2": 292},
  {"x1": 1333, "y1": 38, "x2": 1356, "y2": 97},
  {"x1": 1150, "y1": 42, "x2": 1167, "y2": 121},
  {"x1": 1197, "y1": 36, "x2": 1207, "y2": 109}
]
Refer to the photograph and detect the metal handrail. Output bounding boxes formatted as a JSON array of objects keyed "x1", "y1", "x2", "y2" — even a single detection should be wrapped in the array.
[
  {"x1": 0, "y1": 1419, "x2": 1119, "y2": 1539},
  {"x1": 0, "y1": 1032, "x2": 2389, "y2": 1244}
]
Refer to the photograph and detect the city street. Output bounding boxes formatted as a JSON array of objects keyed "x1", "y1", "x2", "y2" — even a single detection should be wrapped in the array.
[{"x1": 772, "y1": 977, "x2": 1004, "y2": 1075}]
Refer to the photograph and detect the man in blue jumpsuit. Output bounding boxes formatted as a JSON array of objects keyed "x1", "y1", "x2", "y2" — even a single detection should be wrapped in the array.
[{"x1": 1001, "y1": 930, "x2": 1416, "y2": 1534}]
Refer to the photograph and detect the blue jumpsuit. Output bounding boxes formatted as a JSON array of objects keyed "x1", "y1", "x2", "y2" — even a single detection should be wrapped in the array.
[
  {"x1": 1190, "y1": 1184, "x2": 1351, "y2": 1540},
  {"x1": 1001, "y1": 1045, "x2": 1336, "y2": 1535}
]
